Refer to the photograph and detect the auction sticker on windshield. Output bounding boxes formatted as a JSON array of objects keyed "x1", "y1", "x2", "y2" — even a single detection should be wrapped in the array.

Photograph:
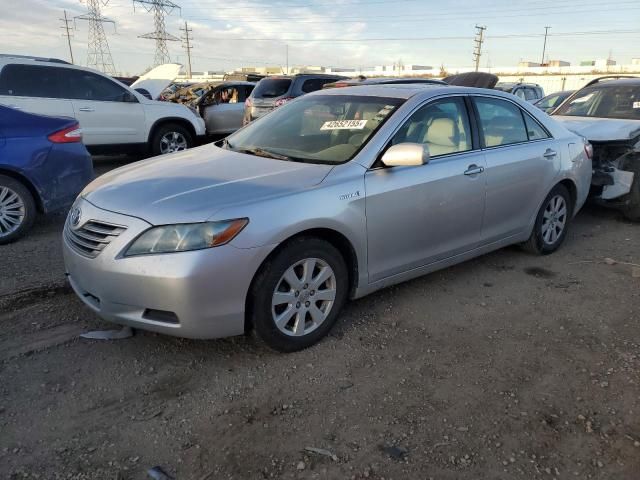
[{"x1": 321, "y1": 120, "x2": 368, "y2": 130}]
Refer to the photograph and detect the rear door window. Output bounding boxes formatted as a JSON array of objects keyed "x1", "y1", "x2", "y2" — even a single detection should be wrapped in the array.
[
  {"x1": 252, "y1": 78, "x2": 292, "y2": 98},
  {"x1": 0, "y1": 64, "x2": 64, "y2": 98},
  {"x1": 474, "y1": 97, "x2": 529, "y2": 147},
  {"x1": 523, "y1": 113, "x2": 550, "y2": 140},
  {"x1": 64, "y1": 70, "x2": 128, "y2": 101}
]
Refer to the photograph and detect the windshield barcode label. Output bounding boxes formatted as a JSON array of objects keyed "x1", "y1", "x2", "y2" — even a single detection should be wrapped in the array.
[{"x1": 321, "y1": 120, "x2": 368, "y2": 130}]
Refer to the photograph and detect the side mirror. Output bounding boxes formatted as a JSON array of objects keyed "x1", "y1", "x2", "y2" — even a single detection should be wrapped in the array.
[
  {"x1": 381, "y1": 143, "x2": 430, "y2": 167},
  {"x1": 123, "y1": 91, "x2": 139, "y2": 103}
]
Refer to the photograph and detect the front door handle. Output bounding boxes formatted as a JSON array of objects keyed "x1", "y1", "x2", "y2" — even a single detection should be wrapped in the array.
[
  {"x1": 464, "y1": 164, "x2": 485, "y2": 176},
  {"x1": 543, "y1": 148, "x2": 557, "y2": 158},
  {"x1": 78, "y1": 107, "x2": 95, "y2": 112}
]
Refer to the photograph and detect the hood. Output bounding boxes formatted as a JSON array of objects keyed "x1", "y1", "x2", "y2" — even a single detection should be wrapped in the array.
[
  {"x1": 130, "y1": 63, "x2": 182, "y2": 100},
  {"x1": 82, "y1": 145, "x2": 334, "y2": 225},
  {"x1": 553, "y1": 115, "x2": 640, "y2": 143}
]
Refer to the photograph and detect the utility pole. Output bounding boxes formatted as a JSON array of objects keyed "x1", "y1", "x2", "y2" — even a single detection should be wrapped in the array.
[
  {"x1": 60, "y1": 10, "x2": 74, "y2": 64},
  {"x1": 285, "y1": 44, "x2": 289, "y2": 75},
  {"x1": 180, "y1": 21, "x2": 193, "y2": 78},
  {"x1": 75, "y1": 0, "x2": 117, "y2": 74},
  {"x1": 473, "y1": 25, "x2": 486, "y2": 72},
  {"x1": 134, "y1": 0, "x2": 181, "y2": 66},
  {"x1": 541, "y1": 26, "x2": 550, "y2": 65}
]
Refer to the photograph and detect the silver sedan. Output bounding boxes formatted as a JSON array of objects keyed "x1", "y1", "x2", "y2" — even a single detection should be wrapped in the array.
[{"x1": 63, "y1": 84, "x2": 592, "y2": 352}]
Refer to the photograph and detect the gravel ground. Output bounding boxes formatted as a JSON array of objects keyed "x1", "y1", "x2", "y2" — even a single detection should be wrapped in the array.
[{"x1": 1, "y1": 156, "x2": 639, "y2": 479}]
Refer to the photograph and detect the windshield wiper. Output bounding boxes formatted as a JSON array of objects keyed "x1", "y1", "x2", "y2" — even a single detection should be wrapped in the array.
[{"x1": 236, "y1": 147, "x2": 292, "y2": 161}]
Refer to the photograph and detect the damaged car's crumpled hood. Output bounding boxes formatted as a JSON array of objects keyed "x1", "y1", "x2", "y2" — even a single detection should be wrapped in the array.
[
  {"x1": 553, "y1": 116, "x2": 640, "y2": 144},
  {"x1": 81, "y1": 146, "x2": 334, "y2": 225}
]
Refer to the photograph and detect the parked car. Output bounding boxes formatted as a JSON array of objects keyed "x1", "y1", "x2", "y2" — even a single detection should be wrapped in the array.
[
  {"x1": 553, "y1": 76, "x2": 640, "y2": 220},
  {"x1": 64, "y1": 84, "x2": 591, "y2": 352},
  {"x1": 495, "y1": 82, "x2": 545, "y2": 103},
  {"x1": 534, "y1": 90, "x2": 575, "y2": 113},
  {"x1": 0, "y1": 55, "x2": 205, "y2": 156},
  {"x1": 323, "y1": 77, "x2": 447, "y2": 89},
  {"x1": 0, "y1": 105, "x2": 93, "y2": 243},
  {"x1": 194, "y1": 82, "x2": 256, "y2": 135},
  {"x1": 243, "y1": 73, "x2": 348, "y2": 124}
]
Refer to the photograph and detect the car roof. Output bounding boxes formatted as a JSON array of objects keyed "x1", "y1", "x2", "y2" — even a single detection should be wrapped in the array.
[
  {"x1": 583, "y1": 77, "x2": 640, "y2": 87},
  {"x1": 309, "y1": 83, "x2": 520, "y2": 100}
]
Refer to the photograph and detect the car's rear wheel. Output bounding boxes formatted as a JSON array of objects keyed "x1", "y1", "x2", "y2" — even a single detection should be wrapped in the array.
[
  {"x1": 523, "y1": 184, "x2": 572, "y2": 255},
  {"x1": 621, "y1": 160, "x2": 640, "y2": 222},
  {"x1": 0, "y1": 175, "x2": 36, "y2": 245},
  {"x1": 250, "y1": 237, "x2": 348, "y2": 352},
  {"x1": 150, "y1": 123, "x2": 193, "y2": 156}
]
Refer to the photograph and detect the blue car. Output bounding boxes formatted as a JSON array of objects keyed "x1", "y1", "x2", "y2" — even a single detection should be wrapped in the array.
[{"x1": 0, "y1": 105, "x2": 93, "y2": 243}]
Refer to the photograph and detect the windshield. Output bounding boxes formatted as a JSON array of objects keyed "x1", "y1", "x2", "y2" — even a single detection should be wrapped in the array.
[
  {"x1": 536, "y1": 92, "x2": 569, "y2": 110},
  {"x1": 554, "y1": 84, "x2": 640, "y2": 120},
  {"x1": 252, "y1": 78, "x2": 292, "y2": 98},
  {"x1": 224, "y1": 95, "x2": 404, "y2": 164}
]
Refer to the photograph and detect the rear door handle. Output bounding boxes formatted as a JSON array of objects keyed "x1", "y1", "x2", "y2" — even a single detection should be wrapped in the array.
[
  {"x1": 543, "y1": 148, "x2": 557, "y2": 158},
  {"x1": 464, "y1": 164, "x2": 484, "y2": 176},
  {"x1": 78, "y1": 107, "x2": 95, "y2": 112}
]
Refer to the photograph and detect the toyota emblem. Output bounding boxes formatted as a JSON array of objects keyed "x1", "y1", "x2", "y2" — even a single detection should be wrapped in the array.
[{"x1": 70, "y1": 207, "x2": 82, "y2": 227}]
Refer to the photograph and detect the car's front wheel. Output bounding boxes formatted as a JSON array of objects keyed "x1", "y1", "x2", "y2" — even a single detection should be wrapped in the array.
[
  {"x1": 0, "y1": 175, "x2": 36, "y2": 245},
  {"x1": 523, "y1": 183, "x2": 573, "y2": 255},
  {"x1": 250, "y1": 237, "x2": 349, "y2": 352},
  {"x1": 150, "y1": 123, "x2": 194, "y2": 156}
]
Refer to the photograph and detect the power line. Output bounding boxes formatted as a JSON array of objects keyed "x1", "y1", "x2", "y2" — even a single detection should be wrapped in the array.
[
  {"x1": 184, "y1": 1, "x2": 640, "y2": 21},
  {"x1": 75, "y1": 0, "x2": 117, "y2": 74},
  {"x1": 190, "y1": 29, "x2": 640, "y2": 43},
  {"x1": 180, "y1": 21, "x2": 193, "y2": 77},
  {"x1": 473, "y1": 25, "x2": 486, "y2": 72},
  {"x1": 59, "y1": 10, "x2": 74, "y2": 64},
  {"x1": 134, "y1": 0, "x2": 181, "y2": 66}
]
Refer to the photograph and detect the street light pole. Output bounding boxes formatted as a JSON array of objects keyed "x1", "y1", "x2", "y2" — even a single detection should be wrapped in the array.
[{"x1": 541, "y1": 26, "x2": 550, "y2": 65}]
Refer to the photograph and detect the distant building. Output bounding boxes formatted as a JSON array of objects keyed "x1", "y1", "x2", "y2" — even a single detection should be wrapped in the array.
[
  {"x1": 547, "y1": 60, "x2": 570, "y2": 67},
  {"x1": 633, "y1": 58, "x2": 640, "y2": 65},
  {"x1": 581, "y1": 59, "x2": 616, "y2": 68},
  {"x1": 518, "y1": 61, "x2": 541, "y2": 67}
]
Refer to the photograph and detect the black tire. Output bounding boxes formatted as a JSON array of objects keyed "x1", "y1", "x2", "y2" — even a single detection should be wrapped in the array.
[
  {"x1": 522, "y1": 184, "x2": 573, "y2": 255},
  {"x1": 0, "y1": 174, "x2": 37, "y2": 245},
  {"x1": 150, "y1": 123, "x2": 194, "y2": 156},
  {"x1": 249, "y1": 237, "x2": 349, "y2": 352},
  {"x1": 621, "y1": 160, "x2": 640, "y2": 222}
]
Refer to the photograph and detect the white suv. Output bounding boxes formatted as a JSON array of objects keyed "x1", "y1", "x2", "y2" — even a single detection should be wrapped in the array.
[{"x1": 0, "y1": 55, "x2": 205, "y2": 156}]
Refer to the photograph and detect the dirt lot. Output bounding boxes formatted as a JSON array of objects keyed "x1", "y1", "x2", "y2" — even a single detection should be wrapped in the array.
[{"x1": 1, "y1": 156, "x2": 639, "y2": 479}]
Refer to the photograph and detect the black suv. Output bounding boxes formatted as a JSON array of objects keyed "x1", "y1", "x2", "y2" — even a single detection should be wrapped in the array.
[{"x1": 243, "y1": 73, "x2": 347, "y2": 124}]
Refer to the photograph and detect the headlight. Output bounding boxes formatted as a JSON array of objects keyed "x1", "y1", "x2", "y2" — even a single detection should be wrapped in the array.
[{"x1": 124, "y1": 219, "x2": 248, "y2": 256}]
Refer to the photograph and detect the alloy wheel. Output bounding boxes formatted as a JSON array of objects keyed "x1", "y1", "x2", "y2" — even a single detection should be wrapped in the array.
[
  {"x1": 159, "y1": 131, "x2": 188, "y2": 154},
  {"x1": 271, "y1": 258, "x2": 337, "y2": 337},
  {"x1": 541, "y1": 194, "x2": 567, "y2": 245},
  {"x1": 0, "y1": 186, "x2": 25, "y2": 238}
]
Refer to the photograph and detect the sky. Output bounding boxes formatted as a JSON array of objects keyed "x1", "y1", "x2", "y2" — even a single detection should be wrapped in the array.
[{"x1": 0, "y1": 0, "x2": 638, "y2": 76}]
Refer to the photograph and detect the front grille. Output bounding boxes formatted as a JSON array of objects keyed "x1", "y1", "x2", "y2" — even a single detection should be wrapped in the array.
[{"x1": 65, "y1": 219, "x2": 126, "y2": 258}]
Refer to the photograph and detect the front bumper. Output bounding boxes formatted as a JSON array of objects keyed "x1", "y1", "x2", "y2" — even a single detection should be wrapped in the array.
[{"x1": 62, "y1": 198, "x2": 274, "y2": 339}]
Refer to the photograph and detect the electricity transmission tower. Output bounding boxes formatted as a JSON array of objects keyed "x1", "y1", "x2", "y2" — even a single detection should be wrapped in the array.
[
  {"x1": 180, "y1": 21, "x2": 193, "y2": 78},
  {"x1": 75, "y1": 0, "x2": 117, "y2": 74},
  {"x1": 472, "y1": 25, "x2": 486, "y2": 72},
  {"x1": 60, "y1": 10, "x2": 74, "y2": 64},
  {"x1": 134, "y1": 0, "x2": 181, "y2": 66}
]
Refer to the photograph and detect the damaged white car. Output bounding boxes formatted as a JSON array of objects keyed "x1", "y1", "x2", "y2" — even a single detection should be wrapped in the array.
[{"x1": 553, "y1": 77, "x2": 640, "y2": 221}]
